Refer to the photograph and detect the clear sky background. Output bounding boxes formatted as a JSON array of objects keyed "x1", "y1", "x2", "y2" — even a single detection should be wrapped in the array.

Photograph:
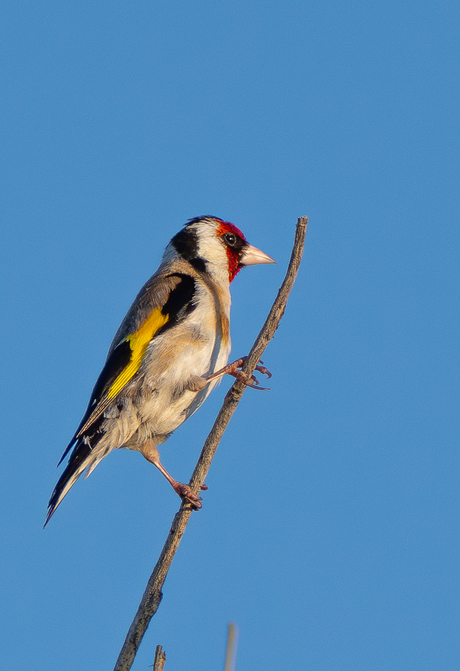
[{"x1": 1, "y1": 1, "x2": 459, "y2": 669}]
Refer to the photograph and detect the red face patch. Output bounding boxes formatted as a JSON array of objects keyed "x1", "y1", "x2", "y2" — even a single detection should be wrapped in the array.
[
  {"x1": 216, "y1": 220, "x2": 247, "y2": 282},
  {"x1": 215, "y1": 220, "x2": 246, "y2": 240}
]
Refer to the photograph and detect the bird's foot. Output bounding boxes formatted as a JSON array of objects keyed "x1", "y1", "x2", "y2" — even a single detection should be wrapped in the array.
[
  {"x1": 172, "y1": 481, "x2": 208, "y2": 509},
  {"x1": 210, "y1": 356, "x2": 272, "y2": 390}
]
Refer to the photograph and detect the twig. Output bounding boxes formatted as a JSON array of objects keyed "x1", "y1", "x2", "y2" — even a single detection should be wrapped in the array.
[
  {"x1": 113, "y1": 217, "x2": 308, "y2": 671},
  {"x1": 153, "y1": 645, "x2": 166, "y2": 671},
  {"x1": 223, "y1": 623, "x2": 238, "y2": 671}
]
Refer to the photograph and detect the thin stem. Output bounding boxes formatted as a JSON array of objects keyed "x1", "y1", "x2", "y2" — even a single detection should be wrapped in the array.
[
  {"x1": 153, "y1": 645, "x2": 166, "y2": 671},
  {"x1": 113, "y1": 217, "x2": 308, "y2": 671},
  {"x1": 223, "y1": 623, "x2": 238, "y2": 671}
]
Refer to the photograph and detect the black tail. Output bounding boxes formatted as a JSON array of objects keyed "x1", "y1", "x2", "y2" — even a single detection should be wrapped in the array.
[{"x1": 44, "y1": 441, "x2": 92, "y2": 527}]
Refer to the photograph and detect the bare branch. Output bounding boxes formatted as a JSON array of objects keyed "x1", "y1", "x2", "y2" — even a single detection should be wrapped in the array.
[
  {"x1": 153, "y1": 645, "x2": 166, "y2": 671},
  {"x1": 223, "y1": 623, "x2": 238, "y2": 671},
  {"x1": 113, "y1": 217, "x2": 308, "y2": 671}
]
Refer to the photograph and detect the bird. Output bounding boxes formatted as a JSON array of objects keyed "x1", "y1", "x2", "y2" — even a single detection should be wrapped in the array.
[{"x1": 45, "y1": 216, "x2": 275, "y2": 526}]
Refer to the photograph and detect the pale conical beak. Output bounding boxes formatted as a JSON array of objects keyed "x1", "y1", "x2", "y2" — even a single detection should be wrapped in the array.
[{"x1": 240, "y1": 243, "x2": 275, "y2": 266}]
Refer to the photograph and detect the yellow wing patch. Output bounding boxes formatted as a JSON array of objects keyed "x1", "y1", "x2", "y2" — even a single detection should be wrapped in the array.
[{"x1": 107, "y1": 308, "x2": 169, "y2": 399}]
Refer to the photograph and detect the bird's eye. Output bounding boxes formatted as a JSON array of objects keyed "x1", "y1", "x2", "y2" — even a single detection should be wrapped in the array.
[{"x1": 224, "y1": 233, "x2": 237, "y2": 246}]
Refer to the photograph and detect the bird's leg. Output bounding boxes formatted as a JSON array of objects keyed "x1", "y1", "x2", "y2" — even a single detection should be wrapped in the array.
[
  {"x1": 205, "y1": 356, "x2": 272, "y2": 390},
  {"x1": 139, "y1": 439, "x2": 207, "y2": 509}
]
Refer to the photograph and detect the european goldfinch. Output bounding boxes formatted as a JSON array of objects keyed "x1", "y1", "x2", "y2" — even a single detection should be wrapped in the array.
[{"x1": 45, "y1": 216, "x2": 274, "y2": 526}]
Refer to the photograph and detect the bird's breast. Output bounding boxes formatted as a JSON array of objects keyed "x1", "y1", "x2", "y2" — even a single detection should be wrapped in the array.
[{"x1": 128, "y1": 278, "x2": 231, "y2": 439}]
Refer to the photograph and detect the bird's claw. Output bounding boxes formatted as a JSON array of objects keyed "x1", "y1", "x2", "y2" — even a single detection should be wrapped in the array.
[
  {"x1": 234, "y1": 356, "x2": 272, "y2": 390},
  {"x1": 255, "y1": 363, "x2": 272, "y2": 379},
  {"x1": 173, "y1": 482, "x2": 205, "y2": 509},
  {"x1": 204, "y1": 356, "x2": 272, "y2": 390}
]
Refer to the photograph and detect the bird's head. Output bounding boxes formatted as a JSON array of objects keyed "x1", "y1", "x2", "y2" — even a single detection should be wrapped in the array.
[{"x1": 169, "y1": 215, "x2": 275, "y2": 284}]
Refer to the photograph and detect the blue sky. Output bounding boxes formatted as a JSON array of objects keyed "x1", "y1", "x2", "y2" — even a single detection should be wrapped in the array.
[{"x1": 1, "y1": 1, "x2": 459, "y2": 669}]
